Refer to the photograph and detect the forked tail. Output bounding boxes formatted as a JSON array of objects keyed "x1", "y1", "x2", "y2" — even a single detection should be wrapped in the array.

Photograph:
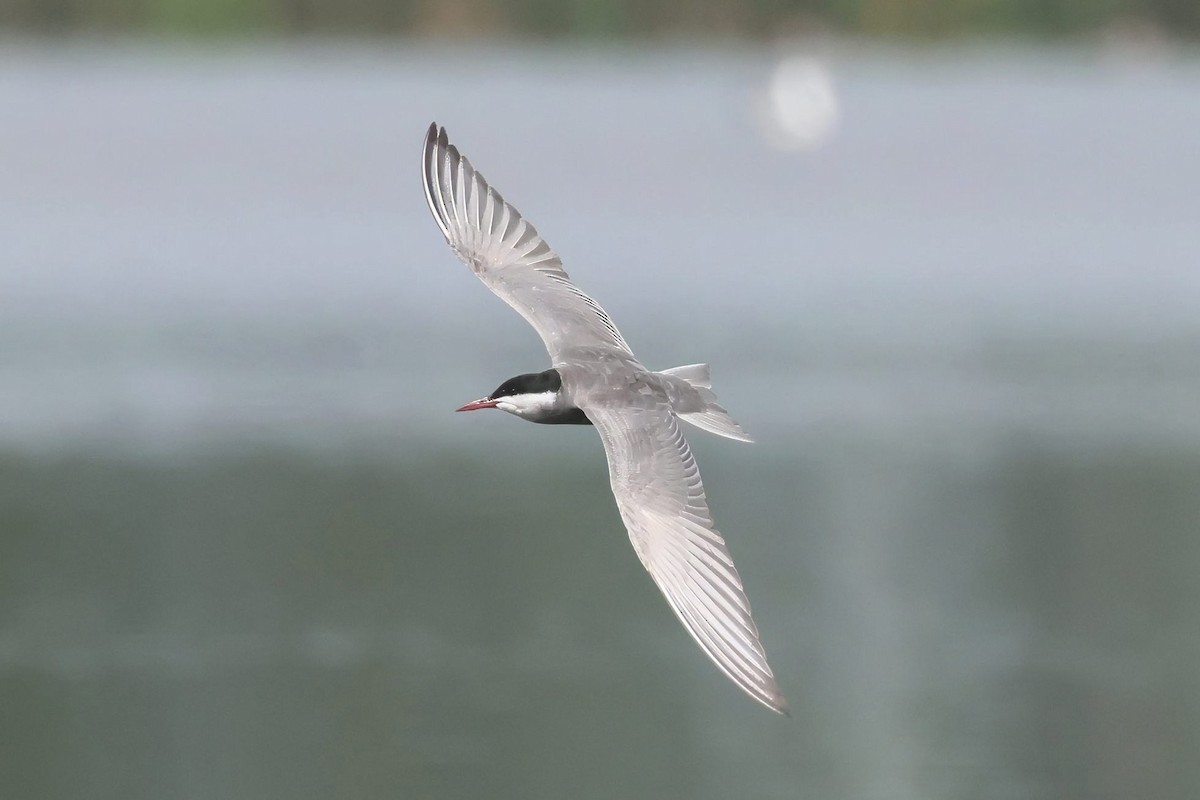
[{"x1": 659, "y1": 364, "x2": 754, "y2": 443}]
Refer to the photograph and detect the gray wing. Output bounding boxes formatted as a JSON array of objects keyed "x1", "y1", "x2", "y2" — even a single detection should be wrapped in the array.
[
  {"x1": 587, "y1": 404, "x2": 789, "y2": 714},
  {"x1": 422, "y1": 123, "x2": 633, "y2": 363}
]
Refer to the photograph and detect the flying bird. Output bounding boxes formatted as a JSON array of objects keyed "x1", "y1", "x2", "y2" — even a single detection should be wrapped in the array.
[{"x1": 421, "y1": 123, "x2": 788, "y2": 714}]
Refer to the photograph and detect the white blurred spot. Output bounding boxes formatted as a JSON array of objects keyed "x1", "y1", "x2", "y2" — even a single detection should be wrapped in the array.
[{"x1": 758, "y1": 56, "x2": 839, "y2": 152}]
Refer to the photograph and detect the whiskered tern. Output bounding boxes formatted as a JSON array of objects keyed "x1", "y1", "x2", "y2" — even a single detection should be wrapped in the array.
[{"x1": 421, "y1": 123, "x2": 788, "y2": 714}]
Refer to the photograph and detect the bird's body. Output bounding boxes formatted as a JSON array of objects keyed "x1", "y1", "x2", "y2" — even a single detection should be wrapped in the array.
[{"x1": 422, "y1": 124, "x2": 788, "y2": 714}]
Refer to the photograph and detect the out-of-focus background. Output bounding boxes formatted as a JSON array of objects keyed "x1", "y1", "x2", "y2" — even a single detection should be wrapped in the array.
[{"x1": 2, "y1": 3, "x2": 1199, "y2": 799}]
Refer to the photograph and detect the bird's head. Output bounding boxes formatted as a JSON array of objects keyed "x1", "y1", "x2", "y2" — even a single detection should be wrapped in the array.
[{"x1": 456, "y1": 369, "x2": 563, "y2": 421}]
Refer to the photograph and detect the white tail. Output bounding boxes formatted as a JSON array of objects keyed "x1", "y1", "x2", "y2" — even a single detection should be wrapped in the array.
[
  {"x1": 660, "y1": 363, "x2": 712, "y2": 389},
  {"x1": 660, "y1": 364, "x2": 754, "y2": 443}
]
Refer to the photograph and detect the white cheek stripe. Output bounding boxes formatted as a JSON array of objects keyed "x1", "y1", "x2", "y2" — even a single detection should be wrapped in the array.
[{"x1": 498, "y1": 390, "x2": 559, "y2": 415}]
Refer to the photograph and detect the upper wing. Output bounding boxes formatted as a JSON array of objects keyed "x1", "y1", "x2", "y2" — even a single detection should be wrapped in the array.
[
  {"x1": 422, "y1": 123, "x2": 633, "y2": 363},
  {"x1": 586, "y1": 404, "x2": 788, "y2": 714}
]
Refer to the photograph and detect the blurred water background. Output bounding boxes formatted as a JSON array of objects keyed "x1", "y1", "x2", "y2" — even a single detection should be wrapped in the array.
[{"x1": 2, "y1": 12, "x2": 1200, "y2": 800}]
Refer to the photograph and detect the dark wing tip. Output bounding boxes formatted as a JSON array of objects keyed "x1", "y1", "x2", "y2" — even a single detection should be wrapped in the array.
[
  {"x1": 420, "y1": 123, "x2": 480, "y2": 248},
  {"x1": 423, "y1": 122, "x2": 450, "y2": 167},
  {"x1": 422, "y1": 122, "x2": 465, "y2": 188},
  {"x1": 422, "y1": 123, "x2": 452, "y2": 239}
]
